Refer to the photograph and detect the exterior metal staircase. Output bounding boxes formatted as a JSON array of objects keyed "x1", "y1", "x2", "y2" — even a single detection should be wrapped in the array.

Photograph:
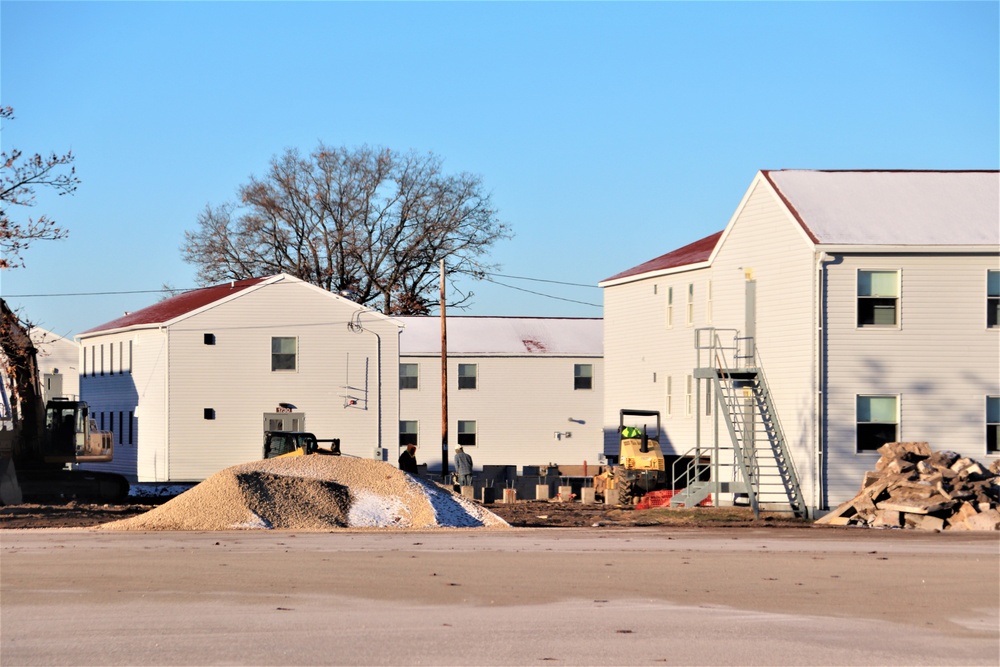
[{"x1": 672, "y1": 328, "x2": 807, "y2": 519}]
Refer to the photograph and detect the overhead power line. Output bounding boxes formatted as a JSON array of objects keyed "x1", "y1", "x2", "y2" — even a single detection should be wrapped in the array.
[
  {"x1": 482, "y1": 277, "x2": 602, "y2": 308},
  {"x1": 484, "y1": 272, "x2": 599, "y2": 289},
  {"x1": 4, "y1": 272, "x2": 604, "y2": 308}
]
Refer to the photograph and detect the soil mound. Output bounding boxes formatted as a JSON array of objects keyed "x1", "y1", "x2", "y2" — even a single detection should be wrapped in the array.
[{"x1": 101, "y1": 456, "x2": 509, "y2": 531}]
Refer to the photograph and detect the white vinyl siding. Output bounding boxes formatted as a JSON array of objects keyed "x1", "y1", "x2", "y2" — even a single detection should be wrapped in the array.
[
  {"x1": 399, "y1": 353, "x2": 603, "y2": 470},
  {"x1": 79, "y1": 278, "x2": 401, "y2": 483}
]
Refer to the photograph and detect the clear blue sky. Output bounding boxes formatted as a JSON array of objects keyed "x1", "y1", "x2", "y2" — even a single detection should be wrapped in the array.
[{"x1": 2, "y1": 1, "x2": 997, "y2": 338}]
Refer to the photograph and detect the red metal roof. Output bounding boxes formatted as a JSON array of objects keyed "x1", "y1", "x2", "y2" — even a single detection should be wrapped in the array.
[
  {"x1": 80, "y1": 277, "x2": 270, "y2": 335},
  {"x1": 601, "y1": 231, "x2": 722, "y2": 283}
]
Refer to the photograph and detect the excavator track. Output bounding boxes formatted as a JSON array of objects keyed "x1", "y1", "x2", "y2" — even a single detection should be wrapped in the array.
[{"x1": 16, "y1": 469, "x2": 130, "y2": 504}]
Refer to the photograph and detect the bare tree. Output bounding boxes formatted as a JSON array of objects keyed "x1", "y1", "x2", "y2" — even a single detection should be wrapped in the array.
[
  {"x1": 182, "y1": 144, "x2": 512, "y2": 314},
  {"x1": 0, "y1": 107, "x2": 79, "y2": 269}
]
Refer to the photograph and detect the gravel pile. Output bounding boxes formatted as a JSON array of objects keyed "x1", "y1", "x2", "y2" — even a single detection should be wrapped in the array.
[{"x1": 101, "y1": 456, "x2": 509, "y2": 531}]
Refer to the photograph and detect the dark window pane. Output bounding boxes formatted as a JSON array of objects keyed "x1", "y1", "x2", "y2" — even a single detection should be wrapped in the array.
[
  {"x1": 857, "y1": 423, "x2": 896, "y2": 452},
  {"x1": 988, "y1": 424, "x2": 998, "y2": 454},
  {"x1": 988, "y1": 298, "x2": 999, "y2": 328},
  {"x1": 858, "y1": 298, "x2": 897, "y2": 326}
]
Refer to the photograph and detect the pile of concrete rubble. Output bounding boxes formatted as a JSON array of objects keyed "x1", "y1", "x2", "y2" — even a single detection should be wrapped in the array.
[{"x1": 817, "y1": 442, "x2": 1000, "y2": 531}]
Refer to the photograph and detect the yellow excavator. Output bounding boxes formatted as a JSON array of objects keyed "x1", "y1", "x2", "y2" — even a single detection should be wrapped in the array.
[{"x1": 262, "y1": 431, "x2": 341, "y2": 459}]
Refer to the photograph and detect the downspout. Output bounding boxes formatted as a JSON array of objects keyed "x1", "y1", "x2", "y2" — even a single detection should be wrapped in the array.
[{"x1": 815, "y1": 252, "x2": 836, "y2": 514}]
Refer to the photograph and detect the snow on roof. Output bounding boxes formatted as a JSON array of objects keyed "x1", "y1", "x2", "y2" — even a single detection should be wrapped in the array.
[
  {"x1": 602, "y1": 170, "x2": 999, "y2": 286},
  {"x1": 600, "y1": 231, "x2": 722, "y2": 284},
  {"x1": 763, "y1": 170, "x2": 1000, "y2": 246},
  {"x1": 398, "y1": 316, "x2": 603, "y2": 356},
  {"x1": 79, "y1": 277, "x2": 270, "y2": 335}
]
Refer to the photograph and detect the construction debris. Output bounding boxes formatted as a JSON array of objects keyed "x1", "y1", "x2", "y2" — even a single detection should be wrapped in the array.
[
  {"x1": 816, "y1": 442, "x2": 1000, "y2": 531},
  {"x1": 101, "y1": 455, "x2": 509, "y2": 531}
]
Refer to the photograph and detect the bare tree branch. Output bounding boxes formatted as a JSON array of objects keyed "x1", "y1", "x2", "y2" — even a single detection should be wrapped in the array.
[
  {"x1": 0, "y1": 107, "x2": 79, "y2": 269},
  {"x1": 181, "y1": 145, "x2": 512, "y2": 314}
]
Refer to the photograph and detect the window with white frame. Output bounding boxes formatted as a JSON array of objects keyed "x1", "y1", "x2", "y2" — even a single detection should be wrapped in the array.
[
  {"x1": 988, "y1": 270, "x2": 999, "y2": 329},
  {"x1": 399, "y1": 420, "x2": 418, "y2": 448},
  {"x1": 706, "y1": 279, "x2": 713, "y2": 324},
  {"x1": 574, "y1": 364, "x2": 593, "y2": 390},
  {"x1": 987, "y1": 396, "x2": 999, "y2": 454},
  {"x1": 666, "y1": 287, "x2": 674, "y2": 328},
  {"x1": 458, "y1": 363, "x2": 477, "y2": 390},
  {"x1": 857, "y1": 395, "x2": 898, "y2": 452},
  {"x1": 858, "y1": 270, "x2": 899, "y2": 327},
  {"x1": 685, "y1": 374, "x2": 693, "y2": 417},
  {"x1": 686, "y1": 284, "x2": 694, "y2": 326},
  {"x1": 271, "y1": 337, "x2": 297, "y2": 371},
  {"x1": 458, "y1": 420, "x2": 477, "y2": 447},
  {"x1": 400, "y1": 363, "x2": 418, "y2": 389},
  {"x1": 665, "y1": 376, "x2": 672, "y2": 417}
]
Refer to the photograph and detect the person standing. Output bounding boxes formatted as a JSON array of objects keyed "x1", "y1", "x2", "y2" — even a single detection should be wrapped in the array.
[
  {"x1": 454, "y1": 446, "x2": 473, "y2": 486},
  {"x1": 398, "y1": 443, "x2": 418, "y2": 474}
]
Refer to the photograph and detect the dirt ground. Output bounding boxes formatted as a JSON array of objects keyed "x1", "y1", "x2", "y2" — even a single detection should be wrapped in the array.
[{"x1": 0, "y1": 495, "x2": 809, "y2": 530}]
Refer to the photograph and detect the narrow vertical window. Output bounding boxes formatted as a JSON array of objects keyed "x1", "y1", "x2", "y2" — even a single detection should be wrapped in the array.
[
  {"x1": 706, "y1": 280, "x2": 713, "y2": 324},
  {"x1": 118, "y1": 341, "x2": 123, "y2": 375},
  {"x1": 987, "y1": 396, "x2": 999, "y2": 454},
  {"x1": 857, "y1": 395, "x2": 898, "y2": 452},
  {"x1": 100, "y1": 345, "x2": 105, "y2": 376},
  {"x1": 666, "y1": 287, "x2": 674, "y2": 328},
  {"x1": 271, "y1": 337, "x2": 297, "y2": 371},
  {"x1": 858, "y1": 270, "x2": 899, "y2": 327},
  {"x1": 574, "y1": 364, "x2": 593, "y2": 390},
  {"x1": 686, "y1": 284, "x2": 694, "y2": 326},
  {"x1": 458, "y1": 363, "x2": 477, "y2": 390},
  {"x1": 685, "y1": 374, "x2": 693, "y2": 417},
  {"x1": 128, "y1": 340, "x2": 133, "y2": 373},
  {"x1": 83, "y1": 346, "x2": 88, "y2": 376},
  {"x1": 118, "y1": 412, "x2": 123, "y2": 445},
  {"x1": 988, "y1": 270, "x2": 999, "y2": 328},
  {"x1": 666, "y1": 376, "x2": 672, "y2": 417},
  {"x1": 91, "y1": 346, "x2": 96, "y2": 377},
  {"x1": 128, "y1": 410, "x2": 134, "y2": 445}
]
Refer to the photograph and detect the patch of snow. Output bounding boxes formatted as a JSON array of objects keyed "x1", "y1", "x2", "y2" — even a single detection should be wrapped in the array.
[
  {"x1": 231, "y1": 511, "x2": 272, "y2": 530},
  {"x1": 348, "y1": 490, "x2": 412, "y2": 528}
]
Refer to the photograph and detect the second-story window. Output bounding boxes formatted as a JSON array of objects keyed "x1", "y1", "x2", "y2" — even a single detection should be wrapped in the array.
[
  {"x1": 988, "y1": 270, "x2": 999, "y2": 328},
  {"x1": 574, "y1": 364, "x2": 593, "y2": 390},
  {"x1": 858, "y1": 270, "x2": 899, "y2": 327},
  {"x1": 458, "y1": 363, "x2": 477, "y2": 390},
  {"x1": 400, "y1": 363, "x2": 418, "y2": 389},
  {"x1": 271, "y1": 337, "x2": 297, "y2": 371}
]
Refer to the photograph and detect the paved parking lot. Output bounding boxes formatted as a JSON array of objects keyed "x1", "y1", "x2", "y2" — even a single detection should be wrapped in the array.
[{"x1": 2, "y1": 527, "x2": 997, "y2": 665}]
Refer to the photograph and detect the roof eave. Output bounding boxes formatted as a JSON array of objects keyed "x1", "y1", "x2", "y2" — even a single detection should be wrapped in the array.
[
  {"x1": 598, "y1": 259, "x2": 713, "y2": 289},
  {"x1": 817, "y1": 243, "x2": 1000, "y2": 254}
]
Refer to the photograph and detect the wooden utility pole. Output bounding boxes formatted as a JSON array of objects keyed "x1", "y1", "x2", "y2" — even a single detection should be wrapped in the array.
[{"x1": 440, "y1": 259, "x2": 449, "y2": 482}]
